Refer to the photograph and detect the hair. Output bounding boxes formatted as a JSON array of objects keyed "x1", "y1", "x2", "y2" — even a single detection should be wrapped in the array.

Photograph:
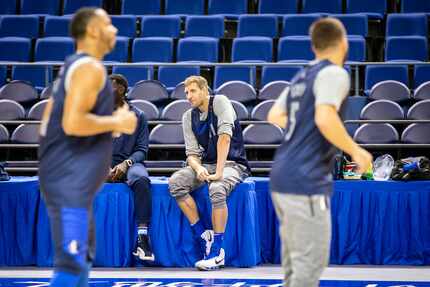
[
  {"x1": 184, "y1": 75, "x2": 209, "y2": 91},
  {"x1": 309, "y1": 17, "x2": 346, "y2": 52},
  {"x1": 70, "y1": 7, "x2": 99, "y2": 40},
  {"x1": 109, "y1": 74, "x2": 129, "y2": 92}
]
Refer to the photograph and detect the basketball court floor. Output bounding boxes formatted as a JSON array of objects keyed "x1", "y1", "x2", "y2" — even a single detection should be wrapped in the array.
[{"x1": 0, "y1": 265, "x2": 429, "y2": 287}]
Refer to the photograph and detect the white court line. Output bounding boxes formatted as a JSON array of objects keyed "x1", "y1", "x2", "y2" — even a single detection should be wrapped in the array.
[{"x1": 0, "y1": 266, "x2": 429, "y2": 282}]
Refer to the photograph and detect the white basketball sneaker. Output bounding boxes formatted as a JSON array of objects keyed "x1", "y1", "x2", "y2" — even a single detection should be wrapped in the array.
[
  {"x1": 195, "y1": 248, "x2": 225, "y2": 271},
  {"x1": 200, "y1": 230, "x2": 214, "y2": 258}
]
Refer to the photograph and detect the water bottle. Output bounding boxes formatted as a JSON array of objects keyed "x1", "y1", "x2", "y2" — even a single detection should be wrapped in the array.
[{"x1": 373, "y1": 154, "x2": 395, "y2": 181}]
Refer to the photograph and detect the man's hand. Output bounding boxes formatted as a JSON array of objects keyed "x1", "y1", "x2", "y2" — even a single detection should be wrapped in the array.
[
  {"x1": 351, "y1": 147, "x2": 373, "y2": 174},
  {"x1": 114, "y1": 105, "x2": 137, "y2": 135},
  {"x1": 108, "y1": 161, "x2": 129, "y2": 182},
  {"x1": 207, "y1": 172, "x2": 223, "y2": 182},
  {"x1": 195, "y1": 165, "x2": 210, "y2": 182}
]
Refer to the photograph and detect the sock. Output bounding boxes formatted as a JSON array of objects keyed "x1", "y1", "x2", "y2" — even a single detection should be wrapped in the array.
[
  {"x1": 138, "y1": 226, "x2": 148, "y2": 236},
  {"x1": 50, "y1": 271, "x2": 80, "y2": 287},
  {"x1": 191, "y1": 220, "x2": 205, "y2": 239},
  {"x1": 212, "y1": 233, "x2": 224, "y2": 254}
]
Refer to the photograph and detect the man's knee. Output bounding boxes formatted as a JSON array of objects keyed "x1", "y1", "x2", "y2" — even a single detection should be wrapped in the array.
[
  {"x1": 168, "y1": 169, "x2": 193, "y2": 200},
  {"x1": 132, "y1": 176, "x2": 151, "y2": 193},
  {"x1": 209, "y1": 182, "x2": 228, "y2": 209}
]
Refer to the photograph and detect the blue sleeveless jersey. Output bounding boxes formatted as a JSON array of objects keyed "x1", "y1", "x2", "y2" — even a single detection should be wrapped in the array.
[
  {"x1": 270, "y1": 60, "x2": 337, "y2": 195},
  {"x1": 39, "y1": 53, "x2": 114, "y2": 194},
  {"x1": 191, "y1": 96, "x2": 250, "y2": 171}
]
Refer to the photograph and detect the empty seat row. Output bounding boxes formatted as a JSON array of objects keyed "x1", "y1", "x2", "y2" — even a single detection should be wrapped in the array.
[
  {"x1": 354, "y1": 123, "x2": 430, "y2": 144},
  {"x1": 2, "y1": 0, "x2": 429, "y2": 17},
  {"x1": 0, "y1": 14, "x2": 372, "y2": 38},
  {"x1": 0, "y1": 0, "x2": 102, "y2": 15},
  {"x1": 3, "y1": 13, "x2": 429, "y2": 39},
  {"x1": 1, "y1": 64, "x2": 430, "y2": 102}
]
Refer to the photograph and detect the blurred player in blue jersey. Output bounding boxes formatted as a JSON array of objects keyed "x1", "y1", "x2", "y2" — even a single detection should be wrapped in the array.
[
  {"x1": 267, "y1": 18, "x2": 372, "y2": 287},
  {"x1": 38, "y1": 8, "x2": 137, "y2": 287}
]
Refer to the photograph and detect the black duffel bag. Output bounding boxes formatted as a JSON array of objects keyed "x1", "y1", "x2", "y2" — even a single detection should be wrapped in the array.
[{"x1": 391, "y1": 157, "x2": 430, "y2": 181}]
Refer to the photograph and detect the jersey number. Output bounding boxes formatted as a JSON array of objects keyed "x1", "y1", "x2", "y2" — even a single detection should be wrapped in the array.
[{"x1": 284, "y1": 101, "x2": 300, "y2": 141}]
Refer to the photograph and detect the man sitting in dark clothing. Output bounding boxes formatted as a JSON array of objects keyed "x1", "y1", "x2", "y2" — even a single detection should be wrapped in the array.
[{"x1": 108, "y1": 74, "x2": 154, "y2": 261}]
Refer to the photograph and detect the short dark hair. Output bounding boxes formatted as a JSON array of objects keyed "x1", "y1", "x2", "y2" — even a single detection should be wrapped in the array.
[
  {"x1": 70, "y1": 7, "x2": 99, "y2": 40},
  {"x1": 109, "y1": 74, "x2": 129, "y2": 91},
  {"x1": 310, "y1": 18, "x2": 346, "y2": 52}
]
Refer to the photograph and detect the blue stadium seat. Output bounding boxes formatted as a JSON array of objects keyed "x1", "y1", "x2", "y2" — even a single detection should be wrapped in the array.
[
  {"x1": 414, "y1": 65, "x2": 430, "y2": 89},
  {"x1": 166, "y1": 0, "x2": 205, "y2": 15},
  {"x1": 158, "y1": 66, "x2": 200, "y2": 92},
  {"x1": 63, "y1": 0, "x2": 103, "y2": 15},
  {"x1": 12, "y1": 66, "x2": 53, "y2": 88},
  {"x1": 232, "y1": 37, "x2": 273, "y2": 62},
  {"x1": 104, "y1": 37, "x2": 129, "y2": 62},
  {"x1": 208, "y1": 0, "x2": 248, "y2": 19},
  {"x1": 386, "y1": 14, "x2": 427, "y2": 37},
  {"x1": 111, "y1": 15, "x2": 137, "y2": 38},
  {"x1": 0, "y1": 124, "x2": 9, "y2": 142},
  {"x1": 402, "y1": 124, "x2": 430, "y2": 144},
  {"x1": 278, "y1": 36, "x2": 313, "y2": 62},
  {"x1": 214, "y1": 66, "x2": 255, "y2": 89},
  {"x1": 21, "y1": 0, "x2": 61, "y2": 15},
  {"x1": 216, "y1": 81, "x2": 257, "y2": 103},
  {"x1": 0, "y1": 99, "x2": 25, "y2": 120},
  {"x1": 0, "y1": 16, "x2": 39, "y2": 38},
  {"x1": 238, "y1": 15, "x2": 278, "y2": 38},
  {"x1": 141, "y1": 16, "x2": 181, "y2": 38},
  {"x1": 251, "y1": 100, "x2": 275, "y2": 121},
  {"x1": 365, "y1": 65, "x2": 409, "y2": 93},
  {"x1": 385, "y1": 36, "x2": 428, "y2": 62},
  {"x1": 122, "y1": 0, "x2": 161, "y2": 15},
  {"x1": 360, "y1": 100, "x2": 404, "y2": 120},
  {"x1": 0, "y1": 0, "x2": 17, "y2": 14},
  {"x1": 185, "y1": 16, "x2": 225, "y2": 38},
  {"x1": 340, "y1": 95, "x2": 368, "y2": 136},
  {"x1": 0, "y1": 66, "x2": 6, "y2": 86},
  {"x1": 128, "y1": 80, "x2": 169, "y2": 103},
  {"x1": 332, "y1": 14, "x2": 368, "y2": 37},
  {"x1": 112, "y1": 66, "x2": 153, "y2": 87},
  {"x1": 35, "y1": 37, "x2": 75, "y2": 61},
  {"x1": 354, "y1": 123, "x2": 399, "y2": 144},
  {"x1": 132, "y1": 38, "x2": 173, "y2": 62},
  {"x1": 44, "y1": 16, "x2": 71, "y2": 37},
  {"x1": 177, "y1": 37, "x2": 219, "y2": 62},
  {"x1": 0, "y1": 81, "x2": 38, "y2": 104},
  {"x1": 302, "y1": 0, "x2": 342, "y2": 13},
  {"x1": 261, "y1": 66, "x2": 301, "y2": 86},
  {"x1": 401, "y1": 0, "x2": 430, "y2": 13},
  {"x1": 149, "y1": 123, "x2": 184, "y2": 144},
  {"x1": 162, "y1": 100, "x2": 191, "y2": 120},
  {"x1": 407, "y1": 100, "x2": 430, "y2": 120},
  {"x1": 282, "y1": 14, "x2": 322, "y2": 36},
  {"x1": 28, "y1": 100, "x2": 49, "y2": 120},
  {"x1": 369, "y1": 80, "x2": 410, "y2": 103},
  {"x1": 11, "y1": 123, "x2": 40, "y2": 144},
  {"x1": 414, "y1": 82, "x2": 430, "y2": 101},
  {"x1": 243, "y1": 124, "x2": 283, "y2": 144},
  {"x1": 130, "y1": 99, "x2": 159, "y2": 120},
  {"x1": 347, "y1": 36, "x2": 366, "y2": 62},
  {"x1": 259, "y1": 80, "x2": 290, "y2": 100},
  {"x1": 231, "y1": 100, "x2": 249, "y2": 120},
  {"x1": 345, "y1": 0, "x2": 386, "y2": 19},
  {"x1": 258, "y1": 0, "x2": 298, "y2": 14},
  {"x1": 0, "y1": 37, "x2": 31, "y2": 61}
]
